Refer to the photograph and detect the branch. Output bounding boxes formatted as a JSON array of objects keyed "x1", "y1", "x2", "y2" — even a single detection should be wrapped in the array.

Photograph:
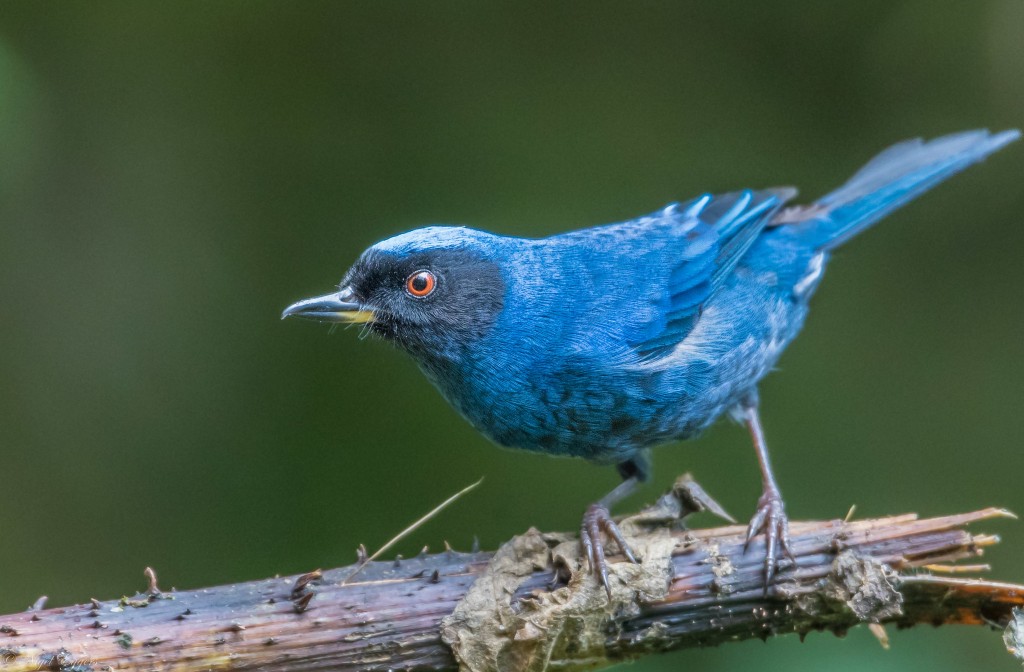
[{"x1": 0, "y1": 476, "x2": 1021, "y2": 672}]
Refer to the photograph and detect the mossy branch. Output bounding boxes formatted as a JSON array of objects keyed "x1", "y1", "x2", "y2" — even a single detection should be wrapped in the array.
[{"x1": 0, "y1": 476, "x2": 1021, "y2": 672}]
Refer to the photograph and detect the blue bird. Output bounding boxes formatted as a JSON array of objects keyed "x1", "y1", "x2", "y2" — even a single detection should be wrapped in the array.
[{"x1": 283, "y1": 129, "x2": 1019, "y2": 593}]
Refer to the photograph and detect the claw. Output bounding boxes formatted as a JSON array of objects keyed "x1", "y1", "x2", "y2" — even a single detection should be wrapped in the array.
[
  {"x1": 745, "y1": 505, "x2": 768, "y2": 544},
  {"x1": 580, "y1": 503, "x2": 640, "y2": 597},
  {"x1": 744, "y1": 487, "x2": 793, "y2": 590}
]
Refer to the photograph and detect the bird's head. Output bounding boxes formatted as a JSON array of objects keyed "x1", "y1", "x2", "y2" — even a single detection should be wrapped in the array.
[{"x1": 283, "y1": 227, "x2": 508, "y2": 360}]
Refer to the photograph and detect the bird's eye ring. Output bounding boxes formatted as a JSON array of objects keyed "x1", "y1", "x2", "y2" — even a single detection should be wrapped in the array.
[{"x1": 405, "y1": 270, "x2": 436, "y2": 298}]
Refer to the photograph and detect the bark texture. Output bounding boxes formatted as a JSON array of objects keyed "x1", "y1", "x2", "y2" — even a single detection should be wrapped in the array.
[{"x1": 0, "y1": 476, "x2": 1020, "y2": 672}]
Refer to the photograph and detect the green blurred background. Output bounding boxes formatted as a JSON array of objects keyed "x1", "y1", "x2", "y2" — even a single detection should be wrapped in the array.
[{"x1": 1, "y1": 2, "x2": 1022, "y2": 670}]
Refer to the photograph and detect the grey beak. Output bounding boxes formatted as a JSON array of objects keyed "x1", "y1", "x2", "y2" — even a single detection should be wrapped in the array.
[{"x1": 281, "y1": 288, "x2": 375, "y2": 324}]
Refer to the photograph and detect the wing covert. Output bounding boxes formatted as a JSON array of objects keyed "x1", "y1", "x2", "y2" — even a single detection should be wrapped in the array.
[{"x1": 630, "y1": 188, "x2": 795, "y2": 359}]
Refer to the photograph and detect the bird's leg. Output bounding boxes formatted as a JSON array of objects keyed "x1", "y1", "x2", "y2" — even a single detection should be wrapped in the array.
[
  {"x1": 580, "y1": 455, "x2": 646, "y2": 597},
  {"x1": 738, "y1": 396, "x2": 794, "y2": 586}
]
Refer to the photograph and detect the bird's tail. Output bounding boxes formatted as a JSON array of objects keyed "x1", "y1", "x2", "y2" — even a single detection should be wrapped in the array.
[{"x1": 780, "y1": 129, "x2": 1020, "y2": 250}]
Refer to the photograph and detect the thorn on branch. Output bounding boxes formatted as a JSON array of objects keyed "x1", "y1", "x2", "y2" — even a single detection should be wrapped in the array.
[
  {"x1": 144, "y1": 567, "x2": 161, "y2": 596},
  {"x1": 292, "y1": 592, "x2": 315, "y2": 614},
  {"x1": 290, "y1": 569, "x2": 321, "y2": 614},
  {"x1": 868, "y1": 623, "x2": 890, "y2": 649},
  {"x1": 672, "y1": 473, "x2": 736, "y2": 523},
  {"x1": 291, "y1": 570, "x2": 322, "y2": 599}
]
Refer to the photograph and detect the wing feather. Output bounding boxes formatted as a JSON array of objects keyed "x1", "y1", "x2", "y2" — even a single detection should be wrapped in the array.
[{"x1": 631, "y1": 188, "x2": 794, "y2": 358}]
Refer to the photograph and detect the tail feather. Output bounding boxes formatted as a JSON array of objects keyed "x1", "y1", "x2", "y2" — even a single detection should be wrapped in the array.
[{"x1": 786, "y1": 129, "x2": 1020, "y2": 250}]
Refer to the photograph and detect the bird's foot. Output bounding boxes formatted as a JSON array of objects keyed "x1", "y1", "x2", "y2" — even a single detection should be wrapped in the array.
[
  {"x1": 580, "y1": 502, "x2": 640, "y2": 597},
  {"x1": 744, "y1": 486, "x2": 795, "y2": 588}
]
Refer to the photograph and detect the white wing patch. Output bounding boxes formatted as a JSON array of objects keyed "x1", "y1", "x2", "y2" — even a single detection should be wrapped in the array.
[{"x1": 794, "y1": 252, "x2": 825, "y2": 297}]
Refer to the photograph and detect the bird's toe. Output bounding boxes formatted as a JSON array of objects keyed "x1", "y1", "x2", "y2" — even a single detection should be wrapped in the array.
[
  {"x1": 744, "y1": 489, "x2": 794, "y2": 589},
  {"x1": 580, "y1": 503, "x2": 641, "y2": 597}
]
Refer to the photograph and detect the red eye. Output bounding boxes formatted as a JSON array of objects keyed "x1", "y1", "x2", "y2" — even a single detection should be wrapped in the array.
[{"x1": 405, "y1": 270, "x2": 436, "y2": 297}]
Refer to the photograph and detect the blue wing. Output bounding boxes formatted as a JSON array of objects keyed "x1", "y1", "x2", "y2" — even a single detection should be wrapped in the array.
[{"x1": 627, "y1": 188, "x2": 794, "y2": 358}]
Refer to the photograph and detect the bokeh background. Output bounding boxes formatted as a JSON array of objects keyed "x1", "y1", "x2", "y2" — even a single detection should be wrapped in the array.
[{"x1": 1, "y1": 2, "x2": 1022, "y2": 670}]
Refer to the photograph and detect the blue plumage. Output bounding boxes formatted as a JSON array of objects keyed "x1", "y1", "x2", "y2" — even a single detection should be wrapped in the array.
[{"x1": 284, "y1": 129, "x2": 1019, "y2": 591}]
